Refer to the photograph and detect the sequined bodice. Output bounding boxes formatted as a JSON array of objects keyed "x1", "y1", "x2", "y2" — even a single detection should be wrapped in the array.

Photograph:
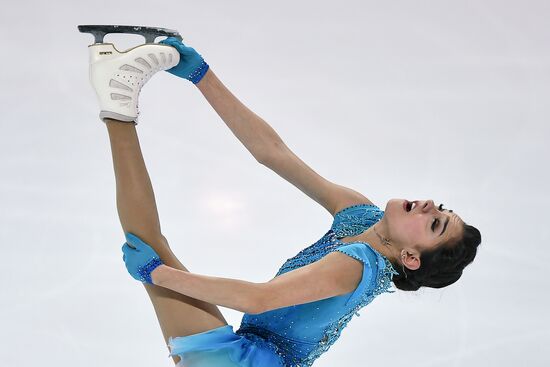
[{"x1": 235, "y1": 204, "x2": 399, "y2": 366}]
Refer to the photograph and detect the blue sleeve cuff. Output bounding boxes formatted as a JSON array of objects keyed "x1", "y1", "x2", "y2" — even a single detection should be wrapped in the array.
[{"x1": 189, "y1": 60, "x2": 209, "y2": 84}]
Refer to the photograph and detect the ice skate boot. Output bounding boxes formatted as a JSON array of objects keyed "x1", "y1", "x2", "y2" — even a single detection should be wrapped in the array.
[{"x1": 79, "y1": 25, "x2": 182, "y2": 124}]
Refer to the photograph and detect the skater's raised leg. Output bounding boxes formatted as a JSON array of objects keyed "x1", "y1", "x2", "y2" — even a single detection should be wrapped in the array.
[
  {"x1": 105, "y1": 120, "x2": 227, "y2": 365},
  {"x1": 85, "y1": 39, "x2": 228, "y2": 364}
]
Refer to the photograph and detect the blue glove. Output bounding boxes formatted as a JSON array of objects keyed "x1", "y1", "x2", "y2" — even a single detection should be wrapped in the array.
[
  {"x1": 159, "y1": 37, "x2": 209, "y2": 84},
  {"x1": 121, "y1": 232, "x2": 164, "y2": 284}
]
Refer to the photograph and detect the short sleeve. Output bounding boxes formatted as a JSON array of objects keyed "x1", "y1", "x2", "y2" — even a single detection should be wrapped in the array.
[
  {"x1": 331, "y1": 204, "x2": 384, "y2": 238},
  {"x1": 333, "y1": 243, "x2": 378, "y2": 306}
]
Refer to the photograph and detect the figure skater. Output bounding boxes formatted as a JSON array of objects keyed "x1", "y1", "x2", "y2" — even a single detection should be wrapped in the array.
[{"x1": 88, "y1": 36, "x2": 481, "y2": 367}]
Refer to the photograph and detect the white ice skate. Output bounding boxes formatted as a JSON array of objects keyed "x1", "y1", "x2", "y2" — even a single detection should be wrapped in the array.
[{"x1": 80, "y1": 25, "x2": 182, "y2": 124}]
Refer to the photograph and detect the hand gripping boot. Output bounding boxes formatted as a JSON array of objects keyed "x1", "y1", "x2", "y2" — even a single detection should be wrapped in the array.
[{"x1": 88, "y1": 43, "x2": 180, "y2": 124}]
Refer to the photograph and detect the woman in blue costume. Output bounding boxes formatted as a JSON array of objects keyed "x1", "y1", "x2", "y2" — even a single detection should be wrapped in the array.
[{"x1": 101, "y1": 37, "x2": 481, "y2": 366}]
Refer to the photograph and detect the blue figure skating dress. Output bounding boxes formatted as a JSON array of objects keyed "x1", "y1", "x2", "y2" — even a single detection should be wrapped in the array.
[{"x1": 167, "y1": 204, "x2": 399, "y2": 366}]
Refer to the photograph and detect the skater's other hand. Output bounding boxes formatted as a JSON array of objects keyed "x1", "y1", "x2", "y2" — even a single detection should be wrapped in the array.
[
  {"x1": 160, "y1": 37, "x2": 209, "y2": 84},
  {"x1": 121, "y1": 232, "x2": 164, "y2": 284}
]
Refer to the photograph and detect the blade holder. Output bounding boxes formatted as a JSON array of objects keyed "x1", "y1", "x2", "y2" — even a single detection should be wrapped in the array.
[{"x1": 78, "y1": 25, "x2": 183, "y2": 44}]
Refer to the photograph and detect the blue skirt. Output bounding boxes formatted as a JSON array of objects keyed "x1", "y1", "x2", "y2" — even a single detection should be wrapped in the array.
[{"x1": 167, "y1": 325, "x2": 284, "y2": 367}]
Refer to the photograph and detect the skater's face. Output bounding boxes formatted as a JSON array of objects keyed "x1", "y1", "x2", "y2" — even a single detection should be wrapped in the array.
[{"x1": 383, "y1": 199, "x2": 464, "y2": 255}]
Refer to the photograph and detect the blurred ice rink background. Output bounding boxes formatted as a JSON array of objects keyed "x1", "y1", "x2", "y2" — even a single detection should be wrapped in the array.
[{"x1": 0, "y1": 1, "x2": 548, "y2": 366}]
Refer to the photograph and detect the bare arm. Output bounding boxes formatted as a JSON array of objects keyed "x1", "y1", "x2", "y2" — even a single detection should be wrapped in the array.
[
  {"x1": 257, "y1": 251, "x2": 364, "y2": 313},
  {"x1": 151, "y1": 264, "x2": 263, "y2": 314},
  {"x1": 150, "y1": 250, "x2": 364, "y2": 314},
  {"x1": 195, "y1": 68, "x2": 282, "y2": 161},
  {"x1": 196, "y1": 68, "x2": 373, "y2": 216}
]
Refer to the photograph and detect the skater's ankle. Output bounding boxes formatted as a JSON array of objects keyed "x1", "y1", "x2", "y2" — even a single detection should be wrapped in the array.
[{"x1": 104, "y1": 118, "x2": 136, "y2": 125}]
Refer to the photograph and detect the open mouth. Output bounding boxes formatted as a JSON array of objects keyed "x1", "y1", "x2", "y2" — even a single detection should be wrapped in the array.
[{"x1": 403, "y1": 200, "x2": 417, "y2": 212}]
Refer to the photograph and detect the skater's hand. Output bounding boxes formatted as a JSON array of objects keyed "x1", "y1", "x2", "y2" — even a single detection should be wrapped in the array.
[
  {"x1": 160, "y1": 37, "x2": 209, "y2": 84},
  {"x1": 121, "y1": 232, "x2": 164, "y2": 284}
]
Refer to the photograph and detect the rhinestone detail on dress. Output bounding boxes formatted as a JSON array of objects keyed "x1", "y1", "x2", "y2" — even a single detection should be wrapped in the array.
[
  {"x1": 235, "y1": 204, "x2": 399, "y2": 366},
  {"x1": 300, "y1": 253, "x2": 399, "y2": 366}
]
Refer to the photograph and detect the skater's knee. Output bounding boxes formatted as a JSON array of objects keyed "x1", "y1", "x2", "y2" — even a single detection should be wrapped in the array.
[
  {"x1": 151, "y1": 233, "x2": 172, "y2": 251},
  {"x1": 159, "y1": 234, "x2": 177, "y2": 253},
  {"x1": 128, "y1": 232, "x2": 187, "y2": 271},
  {"x1": 125, "y1": 229, "x2": 170, "y2": 251},
  {"x1": 160, "y1": 234, "x2": 170, "y2": 246},
  {"x1": 156, "y1": 236, "x2": 189, "y2": 271}
]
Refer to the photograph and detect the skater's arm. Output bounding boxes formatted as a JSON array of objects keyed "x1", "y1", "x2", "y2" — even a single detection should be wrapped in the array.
[
  {"x1": 151, "y1": 265, "x2": 264, "y2": 314},
  {"x1": 256, "y1": 250, "x2": 365, "y2": 313},
  {"x1": 196, "y1": 69, "x2": 283, "y2": 161},
  {"x1": 150, "y1": 248, "x2": 364, "y2": 315},
  {"x1": 196, "y1": 69, "x2": 373, "y2": 216}
]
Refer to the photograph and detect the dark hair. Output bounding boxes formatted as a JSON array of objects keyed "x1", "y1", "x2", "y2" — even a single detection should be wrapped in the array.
[{"x1": 391, "y1": 222, "x2": 481, "y2": 291}]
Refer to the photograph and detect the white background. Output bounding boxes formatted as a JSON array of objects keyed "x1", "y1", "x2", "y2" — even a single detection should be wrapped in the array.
[{"x1": 0, "y1": 0, "x2": 548, "y2": 366}]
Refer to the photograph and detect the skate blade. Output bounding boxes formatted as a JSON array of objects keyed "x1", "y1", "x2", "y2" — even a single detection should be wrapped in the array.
[
  {"x1": 78, "y1": 24, "x2": 182, "y2": 44},
  {"x1": 88, "y1": 41, "x2": 178, "y2": 56}
]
